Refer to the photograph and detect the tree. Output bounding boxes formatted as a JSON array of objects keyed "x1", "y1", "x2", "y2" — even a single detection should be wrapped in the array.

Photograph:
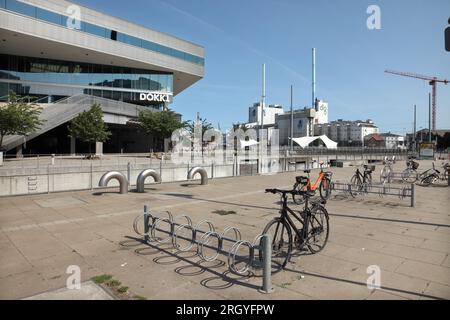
[
  {"x1": 67, "y1": 104, "x2": 111, "y2": 155},
  {"x1": 138, "y1": 108, "x2": 186, "y2": 151},
  {"x1": 187, "y1": 117, "x2": 213, "y2": 137},
  {"x1": 0, "y1": 92, "x2": 44, "y2": 150}
]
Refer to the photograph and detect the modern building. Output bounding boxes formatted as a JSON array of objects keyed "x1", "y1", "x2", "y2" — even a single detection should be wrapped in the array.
[
  {"x1": 248, "y1": 103, "x2": 284, "y2": 126},
  {"x1": 0, "y1": 0, "x2": 204, "y2": 154},
  {"x1": 314, "y1": 119, "x2": 379, "y2": 147},
  {"x1": 275, "y1": 108, "x2": 315, "y2": 146},
  {"x1": 243, "y1": 99, "x2": 329, "y2": 146}
]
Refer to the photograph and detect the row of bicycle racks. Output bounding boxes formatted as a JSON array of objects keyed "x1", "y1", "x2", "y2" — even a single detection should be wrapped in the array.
[{"x1": 132, "y1": 205, "x2": 275, "y2": 294}]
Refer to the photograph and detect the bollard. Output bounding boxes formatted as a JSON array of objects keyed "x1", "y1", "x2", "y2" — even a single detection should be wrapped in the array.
[
  {"x1": 259, "y1": 234, "x2": 274, "y2": 294},
  {"x1": 144, "y1": 205, "x2": 149, "y2": 243},
  {"x1": 410, "y1": 183, "x2": 416, "y2": 208},
  {"x1": 127, "y1": 162, "x2": 131, "y2": 189}
]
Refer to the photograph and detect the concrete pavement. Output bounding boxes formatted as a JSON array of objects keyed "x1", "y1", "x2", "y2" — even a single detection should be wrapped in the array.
[{"x1": 0, "y1": 160, "x2": 449, "y2": 300}]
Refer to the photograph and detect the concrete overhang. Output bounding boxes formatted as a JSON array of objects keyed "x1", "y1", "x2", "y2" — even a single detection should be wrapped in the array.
[{"x1": 0, "y1": 9, "x2": 204, "y2": 95}]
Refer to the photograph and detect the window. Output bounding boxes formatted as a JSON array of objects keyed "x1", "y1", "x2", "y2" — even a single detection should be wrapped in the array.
[
  {"x1": 0, "y1": 0, "x2": 5, "y2": 9},
  {"x1": 84, "y1": 22, "x2": 107, "y2": 38},
  {"x1": 36, "y1": 7, "x2": 62, "y2": 26},
  {"x1": 5, "y1": 0, "x2": 36, "y2": 18},
  {"x1": 110, "y1": 30, "x2": 117, "y2": 41}
]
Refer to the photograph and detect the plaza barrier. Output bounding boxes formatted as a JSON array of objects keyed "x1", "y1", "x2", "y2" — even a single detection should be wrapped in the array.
[
  {"x1": 133, "y1": 205, "x2": 273, "y2": 294},
  {"x1": 98, "y1": 171, "x2": 128, "y2": 194},
  {"x1": 187, "y1": 167, "x2": 208, "y2": 185},
  {"x1": 136, "y1": 169, "x2": 161, "y2": 193},
  {"x1": 331, "y1": 181, "x2": 416, "y2": 207}
]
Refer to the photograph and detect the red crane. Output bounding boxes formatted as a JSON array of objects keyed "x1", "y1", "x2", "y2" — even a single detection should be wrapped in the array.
[{"x1": 385, "y1": 69, "x2": 449, "y2": 131}]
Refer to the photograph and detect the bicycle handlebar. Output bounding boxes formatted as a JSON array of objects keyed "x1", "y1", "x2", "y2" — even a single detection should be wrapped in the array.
[{"x1": 265, "y1": 188, "x2": 315, "y2": 197}]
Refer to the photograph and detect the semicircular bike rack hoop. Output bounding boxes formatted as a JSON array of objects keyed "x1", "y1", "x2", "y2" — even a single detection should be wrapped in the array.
[
  {"x1": 187, "y1": 167, "x2": 209, "y2": 185},
  {"x1": 98, "y1": 169, "x2": 162, "y2": 194},
  {"x1": 132, "y1": 205, "x2": 274, "y2": 294}
]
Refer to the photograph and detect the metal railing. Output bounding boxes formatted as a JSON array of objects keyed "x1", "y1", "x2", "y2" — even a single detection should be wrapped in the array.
[{"x1": 331, "y1": 181, "x2": 416, "y2": 207}]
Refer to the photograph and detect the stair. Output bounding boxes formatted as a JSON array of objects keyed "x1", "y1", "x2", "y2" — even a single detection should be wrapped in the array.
[{"x1": 2, "y1": 94, "x2": 149, "y2": 152}]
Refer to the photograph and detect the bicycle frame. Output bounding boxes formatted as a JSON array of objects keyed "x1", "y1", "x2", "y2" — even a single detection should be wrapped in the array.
[
  {"x1": 278, "y1": 193, "x2": 311, "y2": 243},
  {"x1": 298, "y1": 165, "x2": 331, "y2": 192}
]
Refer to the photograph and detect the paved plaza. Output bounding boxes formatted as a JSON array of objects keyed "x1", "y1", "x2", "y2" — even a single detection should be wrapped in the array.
[{"x1": 0, "y1": 161, "x2": 449, "y2": 300}]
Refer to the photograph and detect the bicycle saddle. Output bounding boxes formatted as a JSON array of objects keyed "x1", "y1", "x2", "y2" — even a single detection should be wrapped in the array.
[
  {"x1": 303, "y1": 169, "x2": 311, "y2": 174},
  {"x1": 296, "y1": 176, "x2": 309, "y2": 184}
]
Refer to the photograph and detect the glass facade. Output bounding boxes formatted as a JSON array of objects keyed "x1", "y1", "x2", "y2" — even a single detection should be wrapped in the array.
[
  {"x1": 0, "y1": 0, "x2": 204, "y2": 66},
  {"x1": 0, "y1": 54, "x2": 173, "y2": 107}
]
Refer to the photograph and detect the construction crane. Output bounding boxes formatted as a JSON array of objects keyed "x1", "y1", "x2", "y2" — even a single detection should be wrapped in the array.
[{"x1": 385, "y1": 69, "x2": 449, "y2": 131}]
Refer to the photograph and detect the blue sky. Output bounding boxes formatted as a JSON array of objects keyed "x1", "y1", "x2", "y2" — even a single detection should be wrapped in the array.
[{"x1": 76, "y1": 0, "x2": 450, "y2": 134}]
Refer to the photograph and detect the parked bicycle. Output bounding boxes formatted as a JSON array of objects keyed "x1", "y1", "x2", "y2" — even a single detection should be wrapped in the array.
[
  {"x1": 380, "y1": 156, "x2": 395, "y2": 183},
  {"x1": 401, "y1": 157, "x2": 420, "y2": 183},
  {"x1": 350, "y1": 164, "x2": 375, "y2": 196},
  {"x1": 419, "y1": 162, "x2": 449, "y2": 186},
  {"x1": 292, "y1": 162, "x2": 333, "y2": 205},
  {"x1": 262, "y1": 184, "x2": 329, "y2": 271}
]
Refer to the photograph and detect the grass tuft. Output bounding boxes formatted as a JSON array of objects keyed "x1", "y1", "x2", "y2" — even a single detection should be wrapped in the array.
[
  {"x1": 91, "y1": 274, "x2": 113, "y2": 284},
  {"x1": 117, "y1": 286, "x2": 129, "y2": 294}
]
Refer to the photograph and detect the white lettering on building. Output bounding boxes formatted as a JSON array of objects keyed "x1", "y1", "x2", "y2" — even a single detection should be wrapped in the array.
[{"x1": 139, "y1": 93, "x2": 170, "y2": 103}]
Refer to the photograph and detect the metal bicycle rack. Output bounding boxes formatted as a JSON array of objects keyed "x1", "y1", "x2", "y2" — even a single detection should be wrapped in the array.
[
  {"x1": 187, "y1": 167, "x2": 208, "y2": 185},
  {"x1": 331, "y1": 181, "x2": 416, "y2": 207},
  {"x1": 133, "y1": 205, "x2": 273, "y2": 294},
  {"x1": 136, "y1": 169, "x2": 161, "y2": 193},
  {"x1": 98, "y1": 171, "x2": 128, "y2": 194}
]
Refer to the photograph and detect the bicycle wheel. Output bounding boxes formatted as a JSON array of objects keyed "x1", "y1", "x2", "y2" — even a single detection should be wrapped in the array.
[
  {"x1": 380, "y1": 167, "x2": 390, "y2": 183},
  {"x1": 365, "y1": 172, "x2": 372, "y2": 186},
  {"x1": 420, "y1": 175, "x2": 435, "y2": 186},
  {"x1": 401, "y1": 169, "x2": 418, "y2": 183},
  {"x1": 319, "y1": 177, "x2": 332, "y2": 200},
  {"x1": 350, "y1": 174, "x2": 362, "y2": 197},
  {"x1": 260, "y1": 218, "x2": 292, "y2": 272},
  {"x1": 306, "y1": 205, "x2": 330, "y2": 254}
]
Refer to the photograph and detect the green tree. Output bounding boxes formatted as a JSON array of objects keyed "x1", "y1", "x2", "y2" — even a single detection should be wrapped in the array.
[
  {"x1": 0, "y1": 92, "x2": 44, "y2": 150},
  {"x1": 67, "y1": 104, "x2": 111, "y2": 155},
  {"x1": 138, "y1": 108, "x2": 186, "y2": 151},
  {"x1": 187, "y1": 117, "x2": 213, "y2": 137}
]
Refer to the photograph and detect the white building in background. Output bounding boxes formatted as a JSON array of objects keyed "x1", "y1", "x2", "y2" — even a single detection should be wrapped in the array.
[
  {"x1": 313, "y1": 99, "x2": 329, "y2": 125},
  {"x1": 276, "y1": 108, "x2": 315, "y2": 145},
  {"x1": 381, "y1": 133, "x2": 406, "y2": 149},
  {"x1": 243, "y1": 99, "x2": 330, "y2": 146},
  {"x1": 314, "y1": 119, "x2": 379, "y2": 146},
  {"x1": 248, "y1": 103, "x2": 284, "y2": 126}
]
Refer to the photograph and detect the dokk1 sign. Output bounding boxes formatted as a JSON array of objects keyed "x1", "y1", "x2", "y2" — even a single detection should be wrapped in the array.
[{"x1": 140, "y1": 93, "x2": 171, "y2": 103}]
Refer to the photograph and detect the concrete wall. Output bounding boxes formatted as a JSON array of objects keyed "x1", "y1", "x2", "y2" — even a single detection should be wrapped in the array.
[{"x1": 0, "y1": 162, "x2": 237, "y2": 196}]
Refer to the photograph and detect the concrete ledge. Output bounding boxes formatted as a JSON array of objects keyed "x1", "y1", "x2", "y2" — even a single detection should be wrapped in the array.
[{"x1": 23, "y1": 281, "x2": 114, "y2": 300}]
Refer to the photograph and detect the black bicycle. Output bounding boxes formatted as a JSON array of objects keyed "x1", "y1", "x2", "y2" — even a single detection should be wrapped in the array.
[
  {"x1": 261, "y1": 181, "x2": 330, "y2": 271},
  {"x1": 350, "y1": 165, "x2": 375, "y2": 196}
]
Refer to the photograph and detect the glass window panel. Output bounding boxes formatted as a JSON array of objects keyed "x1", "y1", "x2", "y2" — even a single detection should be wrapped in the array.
[
  {"x1": 122, "y1": 92, "x2": 131, "y2": 102},
  {"x1": 0, "y1": 0, "x2": 5, "y2": 9},
  {"x1": 159, "y1": 75, "x2": 168, "y2": 92},
  {"x1": 124, "y1": 35, "x2": 141, "y2": 47},
  {"x1": 142, "y1": 40, "x2": 157, "y2": 52},
  {"x1": 36, "y1": 7, "x2": 62, "y2": 26},
  {"x1": 102, "y1": 90, "x2": 112, "y2": 99},
  {"x1": 84, "y1": 22, "x2": 107, "y2": 38},
  {"x1": 112, "y1": 91, "x2": 122, "y2": 101},
  {"x1": 117, "y1": 32, "x2": 125, "y2": 43},
  {"x1": 0, "y1": 82, "x2": 8, "y2": 98},
  {"x1": 6, "y1": 0, "x2": 36, "y2": 18}
]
